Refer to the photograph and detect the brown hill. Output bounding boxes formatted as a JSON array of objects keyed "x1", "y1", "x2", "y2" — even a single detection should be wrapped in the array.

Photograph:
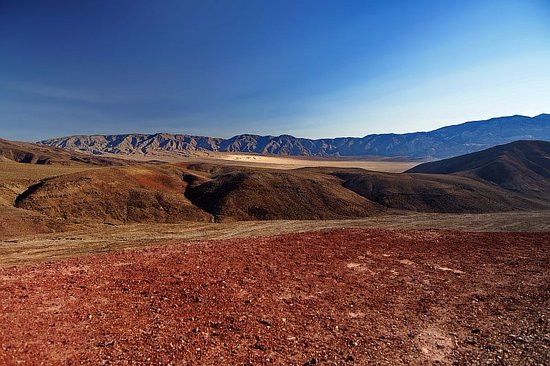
[
  {"x1": 407, "y1": 140, "x2": 550, "y2": 198},
  {"x1": 15, "y1": 165, "x2": 213, "y2": 224},
  {"x1": 180, "y1": 146, "x2": 549, "y2": 219},
  {"x1": 13, "y1": 164, "x2": 382, "y2": 224},
  {"x1": 184, "y1": 167, "x2": 381, "y2": 221},
  {"x1": 0, "y1": 138, "x2": 130, "y2": 166},
  {"x1": 330, "y1": 170, "x2": 545, "y2": 213},
  {"x1": 10, "y1": 141, "x2": 550, "y2": 225},
  {"x1": 14, "y1": 162, "x2": 549, "y2": 225}
]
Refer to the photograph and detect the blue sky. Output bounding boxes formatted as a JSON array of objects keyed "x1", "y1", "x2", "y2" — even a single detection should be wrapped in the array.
[{"x1": 1, "y1": 0, "x2": 549, "y2": 141}]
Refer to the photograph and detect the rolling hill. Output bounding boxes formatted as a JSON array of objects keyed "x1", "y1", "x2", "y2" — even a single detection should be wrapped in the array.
[
  {"x1": 330, "y1": 170, "x2": 544, "y2": 213},
  {"x1": 15, "y1": 165, "x2": 213, "y2": 224},
  {"x1": 11, "y1": 140, "x2": 549, "y2": 224},
  {"x1": 183, "y1": 168, "x2": 381, "y2": 221},
  {"x1": 0, "y1": 138, "x2": 129, "y2": 166},
  {"x1": 408, "y1": 140, "x2": 550, "y2": 197},
  {"x1": 39, "y1": 114, "x2": 550, "y2": 160}
]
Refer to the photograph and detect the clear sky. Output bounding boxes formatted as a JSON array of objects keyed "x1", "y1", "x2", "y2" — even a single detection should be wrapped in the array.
[{"x1": 1, "y1": 0, "x2": 549, "y2": 141}]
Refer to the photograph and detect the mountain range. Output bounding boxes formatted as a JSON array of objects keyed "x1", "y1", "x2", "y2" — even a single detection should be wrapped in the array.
[{"x1": 39, "y1": 114, "x2": 550, "y2": 160}]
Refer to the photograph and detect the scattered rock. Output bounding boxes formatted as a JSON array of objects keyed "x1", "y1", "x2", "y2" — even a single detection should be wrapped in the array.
[{"x1": 258, "y1": 319, "x2": 272, "y2": 327}]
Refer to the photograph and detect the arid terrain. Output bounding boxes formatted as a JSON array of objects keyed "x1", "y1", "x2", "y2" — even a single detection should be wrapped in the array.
[
  {"x1": 67, "y1": 149, "x2": 419, "y2": 172},
  {"x1": 1, "y1": 229, "x2": 548, "y2": 365},
  {"x1": 1, "y1": 210, "x2": 549, "y2": 267},
  {"x1": 4, "y1": 140, "x2": 548, "y2": 227},
  {"x1": 3, "y1": 1, "x2": 549, "y2": 363},
  {"x1": 0, "y1": 137, "x2": 549, "y2": 364}
]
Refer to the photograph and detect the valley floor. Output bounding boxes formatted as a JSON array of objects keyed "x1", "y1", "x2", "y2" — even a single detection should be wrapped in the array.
[
  {"x1": 1, "y1": 210, "x2": 549, "y2": 266},
  {"x1": 0, "y1": 228, "x2": 548, "y2": 365}
]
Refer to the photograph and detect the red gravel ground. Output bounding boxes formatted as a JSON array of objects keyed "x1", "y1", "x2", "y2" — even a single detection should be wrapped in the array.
[{"x1": 0, "y1": 229, "x2": 548, "y2": 365}]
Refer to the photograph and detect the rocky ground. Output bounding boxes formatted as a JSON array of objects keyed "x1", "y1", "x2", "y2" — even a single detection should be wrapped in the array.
[{"x1": 0, "y1": 228, "x2": 548, "y2": 365}]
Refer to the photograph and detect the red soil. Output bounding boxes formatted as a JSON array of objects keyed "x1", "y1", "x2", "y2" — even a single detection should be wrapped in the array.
[{"x1": 0, "y1": 229, "x2": 548, "y2": 365}]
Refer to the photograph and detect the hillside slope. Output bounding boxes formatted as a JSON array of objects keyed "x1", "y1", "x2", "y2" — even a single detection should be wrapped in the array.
[
  {"x1": 184, "y1": 168, "x2": 382, "y2": 221},
  {"x1": 11, "y1": 141, "x2": 550, "y2": 224},
  {"x1": 15, "y1": 166, "x2": 213, "y2": 224},
  {"x1": 330, "y1": 170, "x2": 546, "y2": 213},
  {"x1": 0, "y1": 138, "x2": 129, "y2": 166},
  {"x1": 182, "y1": 159, "x2": 548, "y2": 220},
  {"x1": 408, "y1": 140, "x2": 550, "y2": 197},
  {"x1": 39, "y1": 114, "x2": 550, "y2": 159}
]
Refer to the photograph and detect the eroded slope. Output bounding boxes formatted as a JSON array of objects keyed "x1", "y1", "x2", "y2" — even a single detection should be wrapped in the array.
[{"x1": 15, "y1": 165, "x2": 212, "y2": 223}]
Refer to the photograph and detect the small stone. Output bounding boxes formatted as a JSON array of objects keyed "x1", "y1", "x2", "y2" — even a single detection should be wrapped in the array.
[
  {"x1": 258, "y1": 319, "x2": 272, "y2": 327},
  {"x1": 96, "y1": 340, "x2": 114, "y2": 347}
]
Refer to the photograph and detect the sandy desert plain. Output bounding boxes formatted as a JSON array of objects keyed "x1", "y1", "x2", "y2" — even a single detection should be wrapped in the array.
[{"x1": 0, "y1": 139, "x2": 549, "y2": 365}]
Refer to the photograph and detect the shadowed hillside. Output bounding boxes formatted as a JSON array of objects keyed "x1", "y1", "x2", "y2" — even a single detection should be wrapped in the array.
[
  {"x1": 408, "y1": 140, "x2": 550, "y2": 197},
  {"x1": 184, "y1": 168, "x2": 382, "y2": 221},
  {"x1": 330, "y1": 170, "x2": 546, "y2": 213}
]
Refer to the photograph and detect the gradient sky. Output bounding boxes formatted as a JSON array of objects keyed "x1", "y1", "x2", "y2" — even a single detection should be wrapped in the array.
[{"x1": 1, "y1": 0, "x2": 549, "y2": 141}]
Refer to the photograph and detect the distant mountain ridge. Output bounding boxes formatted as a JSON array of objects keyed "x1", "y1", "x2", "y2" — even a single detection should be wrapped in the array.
[{"x1": 39, "y1": 114, "x2": 550, "y2": 159}]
